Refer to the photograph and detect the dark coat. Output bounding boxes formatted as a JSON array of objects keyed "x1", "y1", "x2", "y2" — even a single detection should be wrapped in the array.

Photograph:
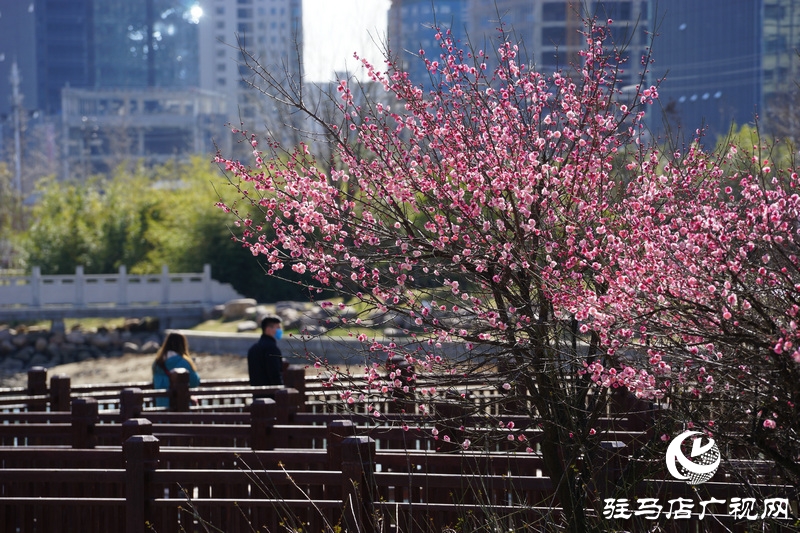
[{"x1": 247, "y1": 334, "x2": 283, "y2": 386}]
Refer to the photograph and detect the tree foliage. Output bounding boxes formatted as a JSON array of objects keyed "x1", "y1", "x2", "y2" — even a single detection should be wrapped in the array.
[{"x1": 20, "y1": 158, "x2": 309, "y2": 302}]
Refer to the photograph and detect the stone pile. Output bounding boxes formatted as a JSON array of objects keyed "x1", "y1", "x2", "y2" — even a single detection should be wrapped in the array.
[{"x1": 0, "y1": 318, "x2": 163, "y2": 376}]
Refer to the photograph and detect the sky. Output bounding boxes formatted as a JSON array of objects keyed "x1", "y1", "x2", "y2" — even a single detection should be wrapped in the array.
[{"x1": 302, "y1": 0, "x2": 391, "y2": 82}]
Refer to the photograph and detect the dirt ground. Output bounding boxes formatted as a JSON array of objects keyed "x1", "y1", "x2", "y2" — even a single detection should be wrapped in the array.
[{"x1": 0, "y1": 352, "x2": 252, "y2": 388}]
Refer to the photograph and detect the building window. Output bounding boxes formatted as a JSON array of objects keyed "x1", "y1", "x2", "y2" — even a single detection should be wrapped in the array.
[
  {"x1": 238, "y1": 8, "x2": 253, "y2": 18},
  {"x1": 542, "y1": 27, "x2": 566, "y2": 46},
  {"x1": 542, "y1": 2, "x2": 566, "y2": 22},
  {"x1": 216, "y1": 77, "x2": 227, "y2": 86}
]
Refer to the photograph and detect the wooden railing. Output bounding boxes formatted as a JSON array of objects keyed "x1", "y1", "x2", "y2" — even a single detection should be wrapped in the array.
[{"x1": 0, "y1": 367, "x2": 797, "y2": 533}]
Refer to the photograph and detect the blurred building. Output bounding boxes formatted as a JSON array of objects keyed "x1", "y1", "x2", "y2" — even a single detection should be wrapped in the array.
[
  {"x1": 198, "y1": 0, "x2": 302, "y2": 141},
  {"x1": 389, "y1": 0, "x2": 647, "y2": 91},
  {"x1": 61, "y1": 86, "x2": 227, "y2": 177},
  {"x1": 387, "y1": 0, "x2": 469, "y2": 89},
  {"x1": 648, "y1": 0, "x2": 800, "y2": 143}
]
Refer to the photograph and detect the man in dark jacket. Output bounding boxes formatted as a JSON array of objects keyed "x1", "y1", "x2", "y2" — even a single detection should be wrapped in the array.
[{"x1": 248, "y1": 316, "x2": 283, "y2": 386}]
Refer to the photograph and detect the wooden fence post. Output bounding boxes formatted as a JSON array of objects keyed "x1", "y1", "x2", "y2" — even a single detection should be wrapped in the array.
[
  {"x1": 274, "y1": 388, "x2": 300, "y2": 424},
  {"x1": 341, "y1": 436, "x2": 377, "y2": 533},
  {"x1": 72, "y1": 397, "x2": 98, "y2": 449},
  {"x1": 169, "y1": 367, "x2": 191, "y2": 412},
  {"x1": 250, "y1": 398, "x2": 276, "y2": 450},
  {"x1": 120, "y1": 388, "x2": 144, "y2": 421},
  {"x1": 27, "y1": 366, "x2": 47, "y2": 412},
  {"x1": 327, "y1": 420, "x2": 356, "y2": 469},
  {"x1": 434, "y1": 400, "x2": 466, "y2": 453},
  {"x1": 122, "y1": 418, "x2": 153, "y2": 443},
  {"x1": 282, "y1": 364, "x2": 306, "y2": 408},
  {"x1": 125, "y1": 435, "x2": 160, "y2": 533},
  {"x1": 50, "y1": 374, "x2": 71, "y2": 412}
]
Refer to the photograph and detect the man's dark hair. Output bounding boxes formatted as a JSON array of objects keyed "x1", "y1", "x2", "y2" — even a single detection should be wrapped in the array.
[{"x1": 261, "y1": 316, "x2": 282, "y2": 330}]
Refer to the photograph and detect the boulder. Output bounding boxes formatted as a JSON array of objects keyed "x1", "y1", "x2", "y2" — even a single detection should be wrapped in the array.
[
  {"x1": 11, "y1": 333, "x2": 29, "y2": 348},
  {"x1": 0, "y1": 357, "x2": 24, "y2": 374},
  {"x1": 140, "y1": 340, "x2": 161, "y2": 354},
  {"x1": 276, "y1": 307, "x2": 302, "y2": 330},
  {"x1": 34, "y1": 337, "x2": 48, "y2": 352},
  {"x1": 123, "y1": 341, "x2": 141, "y2": 354},
  {"x1": 12, "y1": 346, "x2": 34, "y2": 363},
  {"x1": 66, "y1": 330, "x2": 85, "y2": 344},
  {"x1": 223, "y1": 298, "x2": 257, "y2": 320},
  {"x1": 90, "y1": 333, "x2": 112, "y2": 349},
  {"x1": 275, "y1": 301, "x2": 307, "y2": 312},
  {"x1": 29, "y1": 353, "x2": 49, "y2": 368},
  {"x1": 237, "y1": 320, "x2": 259, "y2": 332}
]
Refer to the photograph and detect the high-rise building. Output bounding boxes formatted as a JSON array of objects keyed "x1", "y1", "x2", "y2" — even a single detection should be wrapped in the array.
[
  {"x1": 647, "y1": 1, "x2": 762, "y2": 140},
  {"x1": 388, "y1": 1, "x2": 647, "y2": 90},
  {"x1": 387, "y1": 0, "x2": 469, "y2": 88},
  {"x1": 0, "y1": 1, "x2": 38, "y2": 119},
  {"x1": 198, "y1": 0, "x2": 302, "y2": 134},
  {"x1": 92, "y1": 0, "x2": 200, "y2": 89},
  {"x1": 648, "y1": 1, "x2": 800, "y2": 142}
]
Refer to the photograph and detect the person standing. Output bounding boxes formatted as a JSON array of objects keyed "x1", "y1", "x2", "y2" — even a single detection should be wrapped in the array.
[
  {"x1": 248, "y1": 316, "x2": 284, "y2": 386},
  {"x1": 152, "y1": 332, "x2": 201, "y2": 407}
]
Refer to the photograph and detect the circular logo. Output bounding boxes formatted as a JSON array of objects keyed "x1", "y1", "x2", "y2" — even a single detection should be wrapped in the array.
[{"x1": 665, "y1": 430, "x2": 721, "y2": 485}]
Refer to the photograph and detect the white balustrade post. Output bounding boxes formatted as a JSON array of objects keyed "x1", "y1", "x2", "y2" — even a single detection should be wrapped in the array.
[
  {"x1": 75, "y1": 266, "x2": 85, "y2": 307},
  {"x1": 31, "y1": 266, "x2": 41, "y2": 307},
  {"x1": 161, "y1": 265, "x2": 170, "y2": 304},
  {"x1": 118, "y1": 265, "x2": 128, "y2": 306},
  {"x1": 203, "y1": 264, "x2": 212, "y2": 305}
]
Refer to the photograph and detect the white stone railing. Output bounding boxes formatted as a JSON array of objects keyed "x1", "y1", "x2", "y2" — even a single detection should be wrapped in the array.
[{"x1": 0, "y1": 264, "x2": 242, "y2": 308}]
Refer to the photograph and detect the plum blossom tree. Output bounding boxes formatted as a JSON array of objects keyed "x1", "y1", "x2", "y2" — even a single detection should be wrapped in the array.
[
  {"x1": 216, "y1": 18, "x2": 664, "y2": 531},
  {"x1": 580, "y1": 136, "x2": 800, "y2": 490},
  {"x1": 214, "y1": 14, "x2": 798, "y2": 531}
]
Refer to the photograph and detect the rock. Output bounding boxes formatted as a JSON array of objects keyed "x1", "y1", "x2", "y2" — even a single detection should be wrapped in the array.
[
  {"x1": 75, "y1": 350, "x2": 93, "y2": 362},
  {"x1": 223, "y1": 298, "x2": 257, "y2": 320},
  {"x1": 237, "y1": 320, "x2": 259, "y2": 332},
  {"x1": 123, "y1": 341, "x2": 141, "y2": 354},
  {"x1": 0, "y1": 357, "x2": 24, "y2": 374},
  {"x1": 275, "y1": 301, "x2": 307, "y2": 312},
  {"x1": 29, "y1": 353, "x2": 49, "y2": 368},
  {"x1": 0, "y1": 328, "x2": 12, "y2": 342},
  {"x1": 46, "y1": 343, "x2": 61, "y2": 357},
  {"x1": 34, "y1": 337, "x2": 48, "y2": 352},
  {"x1": 0, "y1": 340, "x2": 13, "y2": 354},
  {"x1": 382, "y1": 328, "x2": 405, "y2": 337},
  {"x1": 11, "y1": 333, "x2": 29, "y2": 348},
  {"x1": 66, "y1": 330, "x2": 85, "y2": 344},
  {"x1": 91, "y1": 333, "x2": 112, "y2": 349},
  {"x1": 140, "y1": 340, "x2": 161, "y2": 354},
  {"x1": 301, "y1": 324, "x2": 328, "y2": 335},
  {"x1": 13, "y1": 346, "x2": 34, "y2": 363},
  {"x1": 276, "y1": 307, "x2": 302, "y2": 330}
]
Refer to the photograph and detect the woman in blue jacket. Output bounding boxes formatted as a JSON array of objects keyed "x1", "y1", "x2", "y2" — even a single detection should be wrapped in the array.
[{"x1": 152, "y1": 332, "x2": 200, "y2": 407}]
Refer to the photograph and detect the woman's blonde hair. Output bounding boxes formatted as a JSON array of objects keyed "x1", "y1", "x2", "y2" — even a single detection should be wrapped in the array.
[{"x1": 154, "y1": 332, "x2": 198, "y2": 371}]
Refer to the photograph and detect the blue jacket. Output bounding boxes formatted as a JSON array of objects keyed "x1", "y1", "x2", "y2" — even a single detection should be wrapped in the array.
[{"x1": 152, "y1": 353, "x2": 200, "y2": 407}]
